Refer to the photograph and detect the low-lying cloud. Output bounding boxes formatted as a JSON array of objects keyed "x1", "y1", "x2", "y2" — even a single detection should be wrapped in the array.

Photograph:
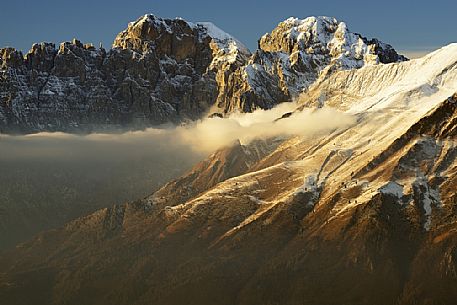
[
  {"x1": 177, "y1": 102, "x2": 355, "y2": 152},
  {"x1": 0, "y1": 102, "x2": 355, "y2": 157}
]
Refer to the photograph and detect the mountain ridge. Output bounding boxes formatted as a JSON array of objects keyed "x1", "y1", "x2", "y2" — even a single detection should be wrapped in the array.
[{"x1": 0, "y1": 14, "x2": 405, "y2": 133}]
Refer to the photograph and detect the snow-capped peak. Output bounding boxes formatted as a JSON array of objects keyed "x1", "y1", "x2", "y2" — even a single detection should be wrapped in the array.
[
  {"x1": 260, "y1": 15, "x2": 405, "y2": 70},
  {"x1": 196, "y1": 21, "x2": 250, "y2": 54},
  {"x1": 233, "y1": 15, "x2": 408, "y2": 105},
  {"x1": 134, "y1": 14, "x2": 250, "y2": 54},
  {"x1": 132, "y1": 14, "x2": 174, "y2": 33},
  {"x1": 116, "y1": 14, "x2": 250, "y2": 68},
  {"x1": 191, "y1": 21, "x2": 251, "y2": 69},
  {"x1": 196, "y1": 22, "x2": 243, "y2": 46}
]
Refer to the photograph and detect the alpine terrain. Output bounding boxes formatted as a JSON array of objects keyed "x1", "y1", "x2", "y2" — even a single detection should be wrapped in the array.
[
  {"x1": 0, "y1": 14, "x2": 404, "y2": 133},
  {"x1": 1, "y1": 13, "x2": 457, "y2": 305}
]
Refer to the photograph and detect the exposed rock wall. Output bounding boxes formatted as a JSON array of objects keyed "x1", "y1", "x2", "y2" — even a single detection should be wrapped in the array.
[
  {"x1": 0, "y1": 15, "x2": 249, "y2": 133},
  {"x1": 0, "y1": 14, "x2": 405, "y2": 133}
]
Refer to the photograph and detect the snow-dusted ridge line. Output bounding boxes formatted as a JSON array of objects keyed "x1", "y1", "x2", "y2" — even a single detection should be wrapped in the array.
[
  {"x1": 261, "y1": 15, "x2": 405, "y2": 65},
  {"x1": 128, "y1": 14, "x2": 250, "y2": 70},
  {"x1": 235, "y1": 15, "x2": 409, "y2": 105},
  {"x1": 302, "y1": 43, "x2": 457, "y2": 115},
  {"x1": 346, "y1": 43, "x2": 457, "y2": 113},
  {"x1": 194, "y1": 22, "x2": 250, "y2": 53}
]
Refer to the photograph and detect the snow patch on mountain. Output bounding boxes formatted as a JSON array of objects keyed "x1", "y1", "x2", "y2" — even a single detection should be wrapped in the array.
[
  {"x1": 379, "y1": 181, "x2": 404, "y2": 198},
  {"x1": 196, "y1": 22, "x2": 249, "y2": 51},
  {"x1": 132, "y1": 14, "x2": 173, "y2": 33},
  {"x1": 296, "y1": 174, "x2": 318, "y2": 194},
  {"x1": 192, "y1": 21, "x2": 250, "y2": 69}
]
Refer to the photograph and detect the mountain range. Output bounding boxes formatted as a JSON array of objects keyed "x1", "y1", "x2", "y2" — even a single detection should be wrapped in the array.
[
  {"x1": 0, "y1": 14, "x2": 405, "y2": 133},
  {"x1": 1, "y1": 13, "x2": 457, "y2": 305}
]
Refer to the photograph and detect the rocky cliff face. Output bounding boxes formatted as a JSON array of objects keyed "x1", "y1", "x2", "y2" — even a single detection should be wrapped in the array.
[
  {"x1": 0, "y1": 14, "x2": 405, "y2": 133},
  {"x1": 0, "y1": 15, "x2": 249, "y2": 133},
  {"x1": 211, "y1": 16, "x2": 407, "y2": 113}
]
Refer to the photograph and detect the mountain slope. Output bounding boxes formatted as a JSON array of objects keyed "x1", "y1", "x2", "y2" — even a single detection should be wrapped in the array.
[
  {"x1": 152, "y1": 139, "x2": 281, "y2": 207},
  {"x1": 0, "y1": 44, "x2": 456, "y2": 305}
]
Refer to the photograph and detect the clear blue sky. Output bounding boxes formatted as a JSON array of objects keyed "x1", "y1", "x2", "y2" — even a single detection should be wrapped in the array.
[{"x1": 1, "y1": 0, "x2": 456, "y2": 57}]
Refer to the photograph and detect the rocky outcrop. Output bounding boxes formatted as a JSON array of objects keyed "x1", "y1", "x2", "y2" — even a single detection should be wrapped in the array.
[
  {"x1": 214, "y1": 16, "x2": 407, "y2": 113},
  {"x1": 0, "y1": 14, "x2": 405, "y2": 133},
  {"x1": 0, "y1": 15, "x2": 250, "y2": 133}
]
